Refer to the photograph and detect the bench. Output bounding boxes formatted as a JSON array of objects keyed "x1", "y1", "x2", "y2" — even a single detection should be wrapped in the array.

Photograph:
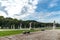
[{"x1": 23, "y1": 31, "x2": 30, "y2": 34}]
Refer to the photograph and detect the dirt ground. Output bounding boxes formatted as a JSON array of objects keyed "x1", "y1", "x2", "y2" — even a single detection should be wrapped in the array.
[{"x1": 0, "y1": 30, "x2": 60, "y2": 40}]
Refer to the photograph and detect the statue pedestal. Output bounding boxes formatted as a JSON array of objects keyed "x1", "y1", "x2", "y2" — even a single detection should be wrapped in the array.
[
  {"x1": 53, "y1": 21, "x2": 56, "y2": 30},
  {"x1": 53, "y1": 26, "x2": 55, "y2": 30},
  {"x1": 29, "y1": 22, "x2": 32, "y2": 30}
]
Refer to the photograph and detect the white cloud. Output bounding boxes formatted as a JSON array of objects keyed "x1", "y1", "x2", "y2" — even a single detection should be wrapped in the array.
[
  {"x1": 49, "y1": 0, "x2": 58, "y2": 8},
  {"x1": 0, "y1": 11, "x2": 8, "y2": 17},
  {"x1": 37, "y1": 11, "x2": 60, "y2": 23},
  {"x1": 49, "y1": 3, "x2": 57, "y2": 8},
  {"x1": 0, "y1": 0, "x2": 60, "y2": 23},
  {"x1": 14, "y1": 13, "x2": 30, "y2": 20},
  {"x1": 0, "y1": 0, "x2": 39, "y2": 19}
]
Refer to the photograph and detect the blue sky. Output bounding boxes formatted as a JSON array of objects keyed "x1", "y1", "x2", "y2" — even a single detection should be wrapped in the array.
[{"x1": 0, "y1": 0, "x2": 60, "y2": 23}]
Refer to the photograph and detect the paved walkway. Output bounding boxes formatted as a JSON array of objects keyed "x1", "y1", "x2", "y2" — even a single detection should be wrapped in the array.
[{"x1": 0, "y1": 30, "x2": 60, "y2": 40}]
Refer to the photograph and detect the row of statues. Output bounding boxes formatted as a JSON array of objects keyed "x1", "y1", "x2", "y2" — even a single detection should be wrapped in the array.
[{"x1": 0, "y1": 21, "x2": 56, "y2": 30}]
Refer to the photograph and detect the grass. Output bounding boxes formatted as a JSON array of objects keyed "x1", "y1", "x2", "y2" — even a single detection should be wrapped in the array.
[
  {"x1": 0, "y1": 29, "x2": 38, "y2": 37},
  {"x1": 56, "y1": 27, "x2": 60, "y2": 29},
  {"x1": 0, "y1": 27, "x2": 53, "y2": 37},
  {"x1": 0, "y1": 30, "x2": 24, "y2": 37}
]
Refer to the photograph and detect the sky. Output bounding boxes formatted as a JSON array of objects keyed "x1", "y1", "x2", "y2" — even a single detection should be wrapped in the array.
[{"x1": 0, "y1": 0, "x2": 60, "y2": 23}]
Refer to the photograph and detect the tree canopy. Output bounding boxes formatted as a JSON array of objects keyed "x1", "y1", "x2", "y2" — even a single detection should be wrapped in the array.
[{"x1": 0, "y1": 16, "x2": 59, "y2": 29}]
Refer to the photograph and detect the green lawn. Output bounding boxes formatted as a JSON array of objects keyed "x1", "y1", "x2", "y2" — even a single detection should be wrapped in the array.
[
  {"x1": 0, "y1": 28, "x2": 53, "y2": 37},
  {"x1": 0, "y1": 30, "x2": 24, "y2": 37},
  {"x1": 0, "y1": 29, "x2": 38, "y2": 37}
]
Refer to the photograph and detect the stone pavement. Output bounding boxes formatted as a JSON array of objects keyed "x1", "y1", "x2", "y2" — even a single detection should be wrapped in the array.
[{"x1": 0, "y1": 30, "x2": 60, "y2": 40}]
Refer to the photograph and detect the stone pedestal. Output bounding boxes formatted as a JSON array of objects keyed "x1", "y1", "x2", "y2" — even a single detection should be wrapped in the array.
[
  {"x1": 13, "y1": 25, "x2": 15, "y2": 29},
  {"x1": 20, "y1": 23, "x2": 22, "y2": 29},
  {"x1": 29, "y1": 22, "x2": 32, "y2": 30},
  {"x1": 53, "y1": 21, "x2": 56, "y2": 30}
]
